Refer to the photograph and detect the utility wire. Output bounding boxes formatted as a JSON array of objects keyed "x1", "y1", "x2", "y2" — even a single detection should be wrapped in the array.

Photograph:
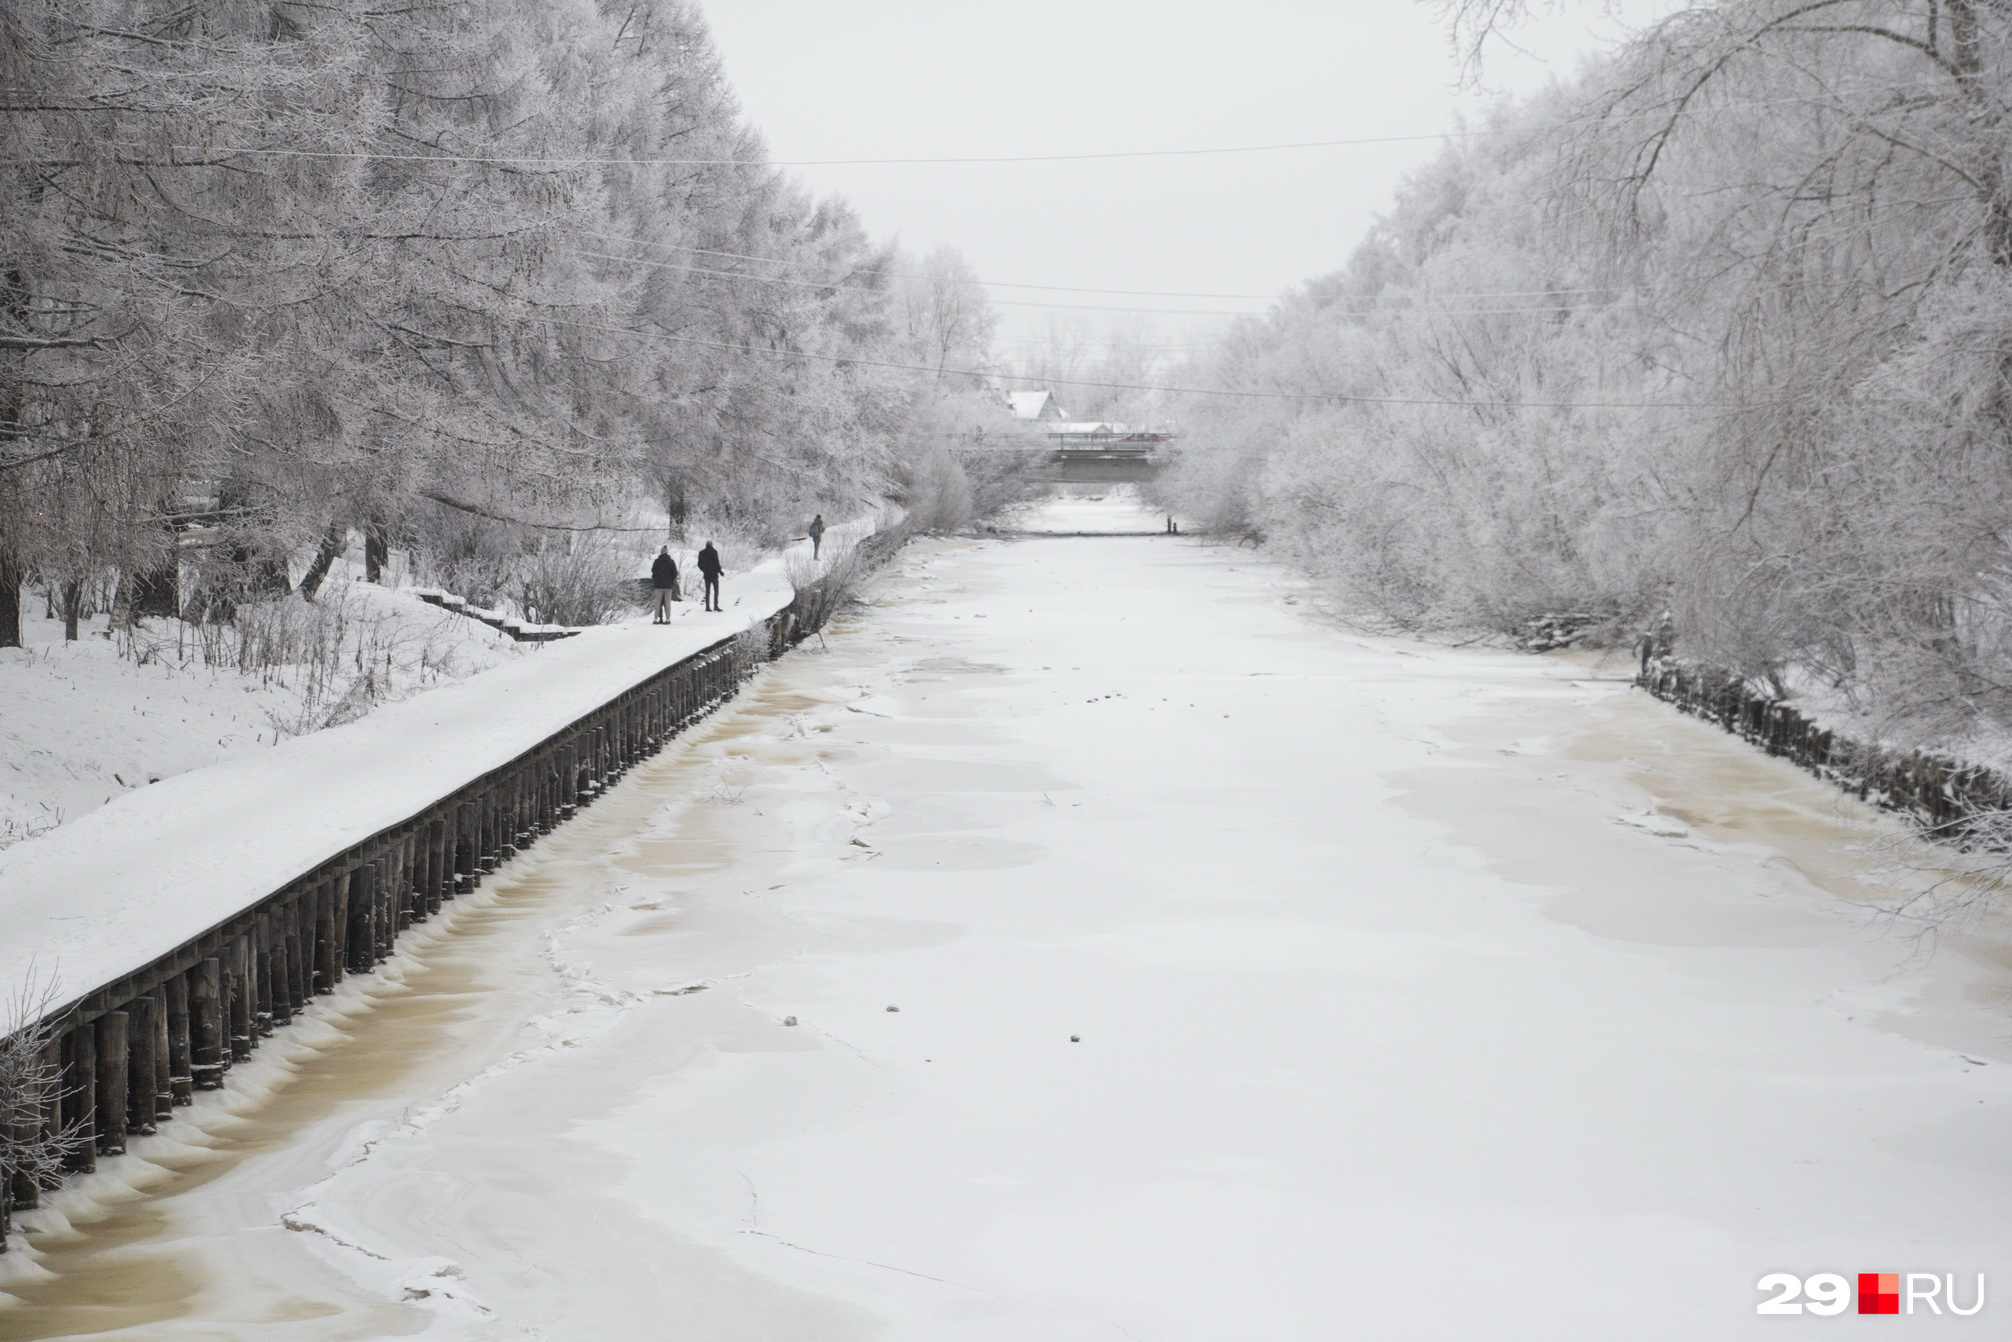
[
  {"x1": 105, "y1": 81, "x2": 1968, "y2": 172},
  {"x1": 116, "y1": 130, "x2": 1461, "y2": 169},
  {"x1": 526, "y1": 313, "x2": 1743, "y2": 411},
  {"x1": 576, "y1": 232, "x2": 1620, "y2": 304},
  {"x1": 566, "y1": 251, "x2": 1257, "y2": 315},
  {"x1": 571, "y1": 248, "x2": 1607, "y2": 318}
]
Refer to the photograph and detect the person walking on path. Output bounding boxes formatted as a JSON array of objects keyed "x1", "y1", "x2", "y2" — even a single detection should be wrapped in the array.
[
  {"x1": 697, "y1": 541, "x2": 723, "y2": 611},
  {"x1": 808, "y1": 513, "x2": 825, "y2": 559},
  {"x1": 649, "y1": 547, "x2": 679, "y2": 624}
]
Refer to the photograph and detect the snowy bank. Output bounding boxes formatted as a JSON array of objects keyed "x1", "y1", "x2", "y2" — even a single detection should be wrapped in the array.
[
  {"x1": 0, "y1": 511, "x2": 889, "y2": 1017},
  {"x1": 0, "y1": 564, "x2": 528, "y2": 851}
]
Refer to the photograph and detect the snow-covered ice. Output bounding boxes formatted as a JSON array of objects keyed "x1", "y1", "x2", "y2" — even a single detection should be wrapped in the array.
[{"x1": 3, "y1": 500, "x2": 2009, "y2": 1339}]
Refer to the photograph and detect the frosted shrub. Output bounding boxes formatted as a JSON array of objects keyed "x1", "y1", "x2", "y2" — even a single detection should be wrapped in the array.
[
  {"x1": 163, "y1": 583, "x2": 471, "y2": 732},
  {"x1": 515, "y1": 535, "x2": 641, "y2": 628},
  {"x1": 785, "y1": 550, "x2": 863, "y2": 638},
  {"x1": 1, "y1": 989, "x2": 84, "y2": 1214},
  {"x1": 410, "y1": 511, "x2": 518, "y2": 612},
  {"x1": 896, "y1": 443, "x2": 975, "y2": 533}
]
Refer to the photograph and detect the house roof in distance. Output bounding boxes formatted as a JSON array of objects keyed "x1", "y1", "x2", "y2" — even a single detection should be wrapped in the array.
[{"x1": 1006, "y1": 390, "x2": 1069, "y2": 421}]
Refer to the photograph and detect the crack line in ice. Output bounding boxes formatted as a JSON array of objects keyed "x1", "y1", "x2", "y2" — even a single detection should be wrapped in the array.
[
  {"x1": 740, "y1": 1226, "x2": 1018, "y2": 1296},
  {"x1": 280, "y1": 1204, "x2": 393, "y2": 1262}
]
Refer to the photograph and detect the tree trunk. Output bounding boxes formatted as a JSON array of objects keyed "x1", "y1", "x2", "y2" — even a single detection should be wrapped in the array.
[
  {"x1": 298, "y1": 522, "x2": 348, "y2": 602},
  {"x1": 364, "y1": 522, "x2": 388, "y2": 585},
  {"x1": 0, "y1": 550, "x2": 20, "y2": 649},
  {"x1": 60, "y1": 581, "x2": 81, "y2": 642},
  {"x1": 132, "y1": 554, "x2": 180, "y2": 621}
]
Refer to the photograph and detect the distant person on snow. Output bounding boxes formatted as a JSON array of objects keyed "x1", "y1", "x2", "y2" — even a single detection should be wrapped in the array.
[
  {"x1": 808, "y1": 513, "x2": 825, "y2": 559},
  {"x1": 649, "y1": 547, "x2": 679, "y2": 624},
  {"x1": 698, "y1": 541, "x2": 723, "y2": 611}
]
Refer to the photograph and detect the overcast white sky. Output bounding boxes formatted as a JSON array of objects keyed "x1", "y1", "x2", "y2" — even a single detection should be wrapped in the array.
[{"x1": 697, "y1": 1, "x2": 1666, "y2": 351}]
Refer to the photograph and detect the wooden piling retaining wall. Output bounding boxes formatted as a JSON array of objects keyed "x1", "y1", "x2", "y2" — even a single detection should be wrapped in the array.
[
  {"x1": 1634, "y1": 656, "x2": 2012, "y2": 840},
  {"x1": 0, "y1": 538, "x2": 897, "y2": 1246}
]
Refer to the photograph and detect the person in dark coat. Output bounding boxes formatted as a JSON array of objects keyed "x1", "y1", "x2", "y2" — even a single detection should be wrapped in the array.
[
  {"x1": 697, "y1": 541, "x2": 723, "y2": 611},
  {"x1": 650, "y1": 547, "x2": 679, "y2": 624},
  {"x1": 808, "y1": 513, "x2": 825, "y2": 559}
]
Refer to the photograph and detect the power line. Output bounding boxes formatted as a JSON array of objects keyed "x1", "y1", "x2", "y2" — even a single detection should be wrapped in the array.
[
  {"x1": 573, "y1": 232, "x2": 1284, "y2": 299},
  {"x1": 525, "y1": 312, "x2": 1748, "y2": 411},
  {"x1": 577, "y1": 231, "x2": 1621, "y2": 305},
  {"x1": 567, "y1": 250, "x2": 1259, "y2": 315},
  {"x1": 117, "y1": 130, "x2": 1463, "y2": 171},
  {"x1": 106, "y1": 81, "x2": 1965, "y2": 173},
  {"x1": 572, "y1": 247, "x2": 1611, "y2": 318}
]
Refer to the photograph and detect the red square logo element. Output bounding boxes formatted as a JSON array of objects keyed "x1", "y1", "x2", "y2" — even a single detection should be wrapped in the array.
[{"x1": 1859, "y1": 1273, "x2": 1900, "y2": 1315}]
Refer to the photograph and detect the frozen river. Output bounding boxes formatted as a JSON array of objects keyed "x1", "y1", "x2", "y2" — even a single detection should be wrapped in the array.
[{"x1": 5, "y1": 501, "x2": 2011, "y2": 1339}]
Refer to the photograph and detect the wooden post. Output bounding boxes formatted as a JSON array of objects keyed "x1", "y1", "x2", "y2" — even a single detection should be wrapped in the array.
[
  {"x1": 453, "y1": 803, "x2": 475, "y2": 890},
  {"x1": 477, "y1": 793, "x2": 496, "y2": 873},
  {"x1": 285, "y1": 898, "x2": 308, "y2": 1012},
  {"x1": 329, "y1": 878, "x2": 351, "y2": 979},
  {"x1": 346, "y1": 866, "x2": 374, "y2": 972},
  {"x1": 229, "y1": 937, "x2": 255, "y2": 1063},
  {"x1": 511, "y1": 772, "x2": 526, "y2": 849},
  {"x1": 94, "y1": 1012, "x2": 129, "y2": 1157},
  {"x1": 191, "y1": 958, "x2": 225, "y2": 1089},
  {"x1": 217, "y1": 952, "x2": 237, "y2": 1069},
  {"x1": 314, "y1": 883, "x2": 340, "y2": 992},
  {"x1": 372, "y1": 860, "x2": 393, "y2": 961},
  {"x1": 253, "y1": 919, "x2": 275, "y2": 1036},
  {"x1": 423, "y1": 823, "x2": 444, "y2": 914},
  {"x1": 396, "y1": 837, "x2": 417, "y2": 929},
  {"x1": 165, "y1": 973, "x2": 193, "y2": 1105},
  {"x1": 60, "y1": 1026, "x2": 97, "y2": 1172},
  {"x1": 153, "y1": 989, "x2": 175, "y2": 1117},
  {"x1": 125, "y1": 997, "x2": 158, "y2": 1137},
  {"x1": 381, "y1": 856, "x2": 398, "y2": 954},
  {"x1": 499, "y1": 780, "x2": 518, "y2": 861},
  {"x1": 265, "y1": 913, "x2": 291, "y2": 1029}
]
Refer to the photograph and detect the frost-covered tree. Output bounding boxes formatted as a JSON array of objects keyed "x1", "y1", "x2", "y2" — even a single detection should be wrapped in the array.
[
  {"x1": 0, "y1": 0, "x2": 958, "y2": 646},
  {"x1": 1166, "y1": 0, "x2": 2012, "y2": 752}
]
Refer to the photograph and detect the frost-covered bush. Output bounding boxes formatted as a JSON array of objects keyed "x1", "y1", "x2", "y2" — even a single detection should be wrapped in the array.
[
  {"x1": 1, "y1": 990, "x2": 85, "y2": 1208},
  {"x1": 515, "y1": 535, "x2": 643, "y2": 628},
  {"x1": 410, "y1": 510, "x2": 519, "y2": 613}
]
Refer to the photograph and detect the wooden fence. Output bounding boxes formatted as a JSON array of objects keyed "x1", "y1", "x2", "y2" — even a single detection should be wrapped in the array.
[
  {"x1": 1635, "y1": 656, "x2": 2012, "y2": 839},
  {"x1": 0, "y1": 543, "x2": 890, "y2": 1248}
]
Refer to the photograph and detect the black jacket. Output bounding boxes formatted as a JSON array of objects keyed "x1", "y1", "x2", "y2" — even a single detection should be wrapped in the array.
[
  {"x1": 650, "y1": 554, "x2": 678, "y2": 588},
  {"x1": 697, "y1": 545, "x2": 722, "y2": 576}
]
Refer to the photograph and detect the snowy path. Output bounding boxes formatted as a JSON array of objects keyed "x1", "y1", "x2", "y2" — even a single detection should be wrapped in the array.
[{"x1": 5, "y1": 512, "x2": 2011, "y2": 1339}]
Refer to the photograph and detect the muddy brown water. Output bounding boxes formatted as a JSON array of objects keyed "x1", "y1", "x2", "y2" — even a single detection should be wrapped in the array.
[
  {"x1": 0, "y1": 645, "x2": 855, "y2": 1340},
  {"x1": 0, "y1": 872, "x2": 566, "y2": 1339},
  {"x1": 1537, "y1": 650, "x2": 2012, "y2": 1015}
]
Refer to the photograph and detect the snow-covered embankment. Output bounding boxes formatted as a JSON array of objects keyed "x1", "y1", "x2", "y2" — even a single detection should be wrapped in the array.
[{"x1": 0, "y1": 511, "x2": 888, "y2": 1020}]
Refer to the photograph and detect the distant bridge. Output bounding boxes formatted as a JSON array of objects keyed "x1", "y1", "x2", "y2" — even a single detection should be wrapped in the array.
[{"x1": 1048, "y1": 430, "x2": 1170, "y2": 483}]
